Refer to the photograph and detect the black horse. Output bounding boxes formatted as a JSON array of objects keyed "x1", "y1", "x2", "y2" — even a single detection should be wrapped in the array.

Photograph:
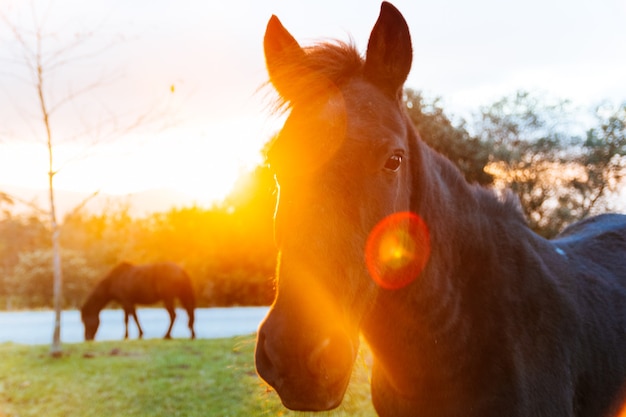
[
  {"x1": 81, "y1": 262, "x2": 196, "y2": 341},
  {"x1": 255, "y1": 2, "x2": 626, "y2": 416}
]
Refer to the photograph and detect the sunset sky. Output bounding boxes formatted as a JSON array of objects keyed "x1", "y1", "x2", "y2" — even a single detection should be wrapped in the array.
[{"x1": 1, "y1": 0, "x2": 625, "y2": 209}]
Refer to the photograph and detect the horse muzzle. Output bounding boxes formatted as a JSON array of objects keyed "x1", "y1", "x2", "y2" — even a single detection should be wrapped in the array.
[{"x1": 255, "y1": 316, "x2": 357, "y2": 411}]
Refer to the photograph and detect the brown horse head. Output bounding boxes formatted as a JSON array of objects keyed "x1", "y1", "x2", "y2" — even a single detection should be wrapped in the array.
[
  {"x1": 81, "y1": 307, "x2": 100, "y2": 341},
  {"x1": 255, "y1": 2, "x2": 419, "y2": 411},
  {"x1": 80, "y1": 263, "x2": 129, "y2": 341}
]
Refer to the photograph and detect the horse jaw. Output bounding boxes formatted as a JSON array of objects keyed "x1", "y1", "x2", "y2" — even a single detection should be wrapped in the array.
[{"x1": 255, "y1": 266, "x2": 360, "y2": 411}]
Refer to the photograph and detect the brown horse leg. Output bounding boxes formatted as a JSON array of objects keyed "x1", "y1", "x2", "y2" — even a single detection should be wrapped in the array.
[
  {"x1": 163, "y1": 300, "x2": 176, "y2": 339},
  {"x1": 132, "y1": 309, "x2": 144, "y2": 339},
  {"x1": 187, "y1": 308, "x2": 196, "y2": 340},
  {"x1": 123, "y1": 309, "x2": 130, "y2": 339},
  {"x1": 124, "y1": 305, "x2": 143, "y2": 339}
]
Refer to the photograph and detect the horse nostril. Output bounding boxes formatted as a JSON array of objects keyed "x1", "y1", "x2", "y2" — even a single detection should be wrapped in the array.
[
  {"x1": 255, "y1": 328, "x2": 278, "y2": 385},
  {"x1": 307, "y1": 332, "x2": 355, "y2": 386}
]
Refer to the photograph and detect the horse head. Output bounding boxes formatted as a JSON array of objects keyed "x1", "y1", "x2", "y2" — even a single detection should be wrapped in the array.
[
  {"x1": 81, "y1": 306, "x2": 100, "y2": 341},
  {"x1": 255, "y1": 2, "x2": 421, "y2": 411}
]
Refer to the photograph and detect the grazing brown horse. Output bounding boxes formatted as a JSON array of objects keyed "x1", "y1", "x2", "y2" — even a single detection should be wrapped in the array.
[
  {"x1": 255, "y1": 2, "x2": 626, "y2": 416},
  {"x1": 81, "y1": 262, "x2": 196, "y2": 341}
]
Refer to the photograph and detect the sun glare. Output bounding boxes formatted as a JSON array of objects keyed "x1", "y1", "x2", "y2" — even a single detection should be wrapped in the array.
[
  {"x1": 0, "y1": 117, "x2": 270, "y2": 208},
  {"x1": 365, "y1": 212, "x2": 431, "y2": 290}
]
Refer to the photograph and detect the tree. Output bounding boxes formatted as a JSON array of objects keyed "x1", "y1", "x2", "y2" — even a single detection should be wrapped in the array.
[
  {"x1": 0, "y1": 4, "x2": 169, "y2": 356},
  {"x1": 0, "y1": 212, "x2": 49, "y2": 308},
  {"x1": 403, "y1": 89, "x2": 493, "y2": 185},
  {"x1": 6, "y1": 249, "x2": 99, "y2": 309},
  {"x1": 571, "y1": 103, "x2": 626, "y2": 217},
  {"x1": 475, "y1": 91, "x2": 579, "y2": 237}
]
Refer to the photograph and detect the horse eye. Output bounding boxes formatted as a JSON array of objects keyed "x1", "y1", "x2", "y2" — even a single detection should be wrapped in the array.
[{"x1": 384, "y1": 154, "x2": 403, "y2": 172}]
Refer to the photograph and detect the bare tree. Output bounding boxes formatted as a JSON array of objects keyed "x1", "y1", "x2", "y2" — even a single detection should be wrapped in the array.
[{"x1": 0, "y1": 3, "x2": 173, "y2": 356}]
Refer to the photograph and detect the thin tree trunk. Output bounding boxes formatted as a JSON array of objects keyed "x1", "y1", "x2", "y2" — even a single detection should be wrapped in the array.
[
  {"x1": 49, "y1": 173, "x2": 63, "y2": 357},
  {"x1": 37, "y1": 62, "x2": 63, "y2": 357}
]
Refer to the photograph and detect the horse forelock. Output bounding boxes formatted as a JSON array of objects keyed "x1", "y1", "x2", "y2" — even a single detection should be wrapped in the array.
[{"x1": 268, "y1": 40, "x2": 363, "y2": 114}]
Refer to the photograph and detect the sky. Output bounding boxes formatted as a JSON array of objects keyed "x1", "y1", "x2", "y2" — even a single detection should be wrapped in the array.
[{"x1": 1, "y1": 0, "x2": 625, "y2": 210}]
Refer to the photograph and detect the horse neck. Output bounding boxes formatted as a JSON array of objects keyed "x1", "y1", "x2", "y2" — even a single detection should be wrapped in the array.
[
  {"x1": 363, "y1": 139, "x2": 536, "y2": 393},
  {"x1": 82, "y1": 280, "x2": 113, "y2": 315}
]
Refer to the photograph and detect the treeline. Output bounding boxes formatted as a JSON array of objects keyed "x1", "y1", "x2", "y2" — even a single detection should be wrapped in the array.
[
  {"x1": 0, "y1": 90, "x2": 624, "y2": 310},
  {"x1": 407, "y1": 90, "x2": 626, "y2": 237},
  {"x1": 0, "y1": 166, "x2": 278, "y2": 309}
]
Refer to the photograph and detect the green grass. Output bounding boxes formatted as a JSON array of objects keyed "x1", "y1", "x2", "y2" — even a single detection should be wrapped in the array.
[{"x1": 0, "y1": 335, "x2": 376, "y2": 416}]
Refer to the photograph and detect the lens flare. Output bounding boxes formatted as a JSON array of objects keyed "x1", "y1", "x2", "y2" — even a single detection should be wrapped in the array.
[{"x1": 365, "y1": 211, "x2": 431, "y2": 290}]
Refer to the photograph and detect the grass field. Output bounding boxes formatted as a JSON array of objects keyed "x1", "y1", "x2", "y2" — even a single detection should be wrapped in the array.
[{"x1": 0, "y1": 335, "x2": 376, "y2": 416}]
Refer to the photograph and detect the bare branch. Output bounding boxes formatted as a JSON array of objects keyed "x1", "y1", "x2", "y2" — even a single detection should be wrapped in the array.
[
  {"x1": 44, "y1": 35, "x2": 123, "y2": 74},
  {"x1": 0, "y1": 191, "x2": 48, "y2": 215},
  {"x1": 47, "y1": 69, "x2": 122, "y2": 116},
  {"x1": 0, "y1": 191, "x2": 14, "y2": 205},
  {"x1": 62, "y1": 190, "x2": 100, "y2": 222}
]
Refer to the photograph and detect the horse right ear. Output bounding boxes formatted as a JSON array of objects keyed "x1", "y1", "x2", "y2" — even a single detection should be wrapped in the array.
[
  {"x1": 264, "y1": 15, "x2": 307, "y2": 102},
  {"x1": 364, "y1": 2, "x2": 413, "y2": 99}
]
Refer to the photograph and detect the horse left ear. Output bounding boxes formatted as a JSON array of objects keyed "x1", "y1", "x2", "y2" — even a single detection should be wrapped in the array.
[
  {"x1": 264, "y1": 15, "x2": 307, "y2": 102},
  {"x1": 364, "y1": 2, "x2": 413, "y2": 98}
]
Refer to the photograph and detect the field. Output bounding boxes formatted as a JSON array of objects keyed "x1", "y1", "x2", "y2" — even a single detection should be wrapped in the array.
[{"x1": 0, "y1": 335, "x2": 376, "y2": 416}]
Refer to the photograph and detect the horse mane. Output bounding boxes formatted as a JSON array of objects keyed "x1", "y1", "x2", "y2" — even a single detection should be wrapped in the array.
[
  {"x1": 269, "y1": 40, "x2": 364, "y2": 113},
  {"x1": 81, "y1": 262, "x2": 133, "y2": 315},
  {"x1": 106, "y1": 261, "x2": 133, "y2": 278},
  {"x1": 407, "y1": 126, "x2": 528, "y2": 263},
  {"x1": 81, "y1": 281, "x2": 109, "y2": 315}
]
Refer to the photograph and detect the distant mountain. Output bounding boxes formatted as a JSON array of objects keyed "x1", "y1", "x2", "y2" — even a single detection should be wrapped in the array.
[{"x1": 0, "y1": 185, "x2": 210, "y2": 218}]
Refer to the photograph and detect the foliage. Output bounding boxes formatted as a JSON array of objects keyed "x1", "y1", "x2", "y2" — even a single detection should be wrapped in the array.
[
  {"x1": 0, "y1": 213, "x2": 50, "y2": 308},
  {"x1": 474, "y1": 91, "x2": 578, "y2": 236},
  {"x1": 0, "y1": 167, "x2": 277, "y2": 310},
  {"x1": 0, "y1": 213, "x2": 49, "y2": 269},
  {"x1": 128, "y1": 204, "x2": 275, "y2": 307},
  {"x1": 402, "y1": 90, "x2": 625, "y2": 238},
  {"x1": 571, "y1": 103, "x2": 626, "y2": 217},
  {"x1": 4, "y1": 249, "x2": 99, "y2": 309},
  {"x1": 0, "y1": 336, "x2": 376, "y2": 417},
  {"x1": 474, "y1": 91, "x2": 626, "y2": 237},
  {"x1": 403, "y1": 89, "x2": 493, "y2": 185}
]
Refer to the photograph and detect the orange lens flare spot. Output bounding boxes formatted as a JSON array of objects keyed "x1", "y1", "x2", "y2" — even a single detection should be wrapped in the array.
[{"x1": 365, "y1": 212, "x2": 431, "y2": 290}]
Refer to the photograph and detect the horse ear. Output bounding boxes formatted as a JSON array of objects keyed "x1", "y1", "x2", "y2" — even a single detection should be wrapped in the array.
[
  {"x1": 264, "y1": 15, "x2": 307, "y2": 101},
  {"x1": 364, "y1": 2, "x2": 413, "y2": 98}
]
